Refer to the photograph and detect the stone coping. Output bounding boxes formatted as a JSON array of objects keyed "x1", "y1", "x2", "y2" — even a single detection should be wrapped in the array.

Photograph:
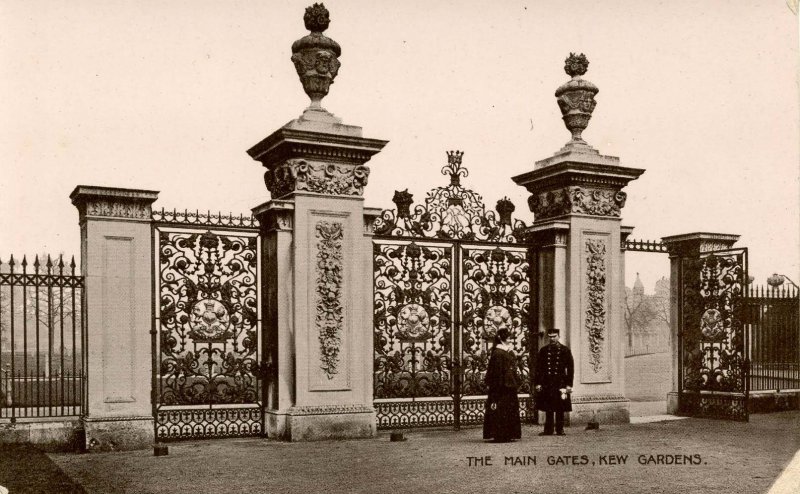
[
  {"x1": 661, "y1": 232, "x2": 741, "y2": 244},
  {"x1": 69, "y1": 185, "x2": 159, "y2": 205}
]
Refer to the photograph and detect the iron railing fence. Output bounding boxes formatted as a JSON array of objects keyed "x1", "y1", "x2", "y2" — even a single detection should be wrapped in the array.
[
  {"x1": 624, "y1": 239, "x2": 668, "y2": 253},
  {"x1": 0, "y1": 255, "x2": 84, "y2": 420},
  {"x1": 744, "y1": 284, "x2": 800, "y2": 392},
  {"x1": 152, "y1": 208, "x2": 260, "y2": 230}
]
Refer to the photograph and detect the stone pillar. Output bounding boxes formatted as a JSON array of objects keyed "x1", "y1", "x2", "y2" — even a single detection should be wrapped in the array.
[
  {"x1": 70, "y1": 186, "x2": 159, "y2": 451},
  {"x1": 248, "y1": 4, "x2": 388, "y2": 441},
  {"x1": 513, "y1": 54, "x2": 644, "y2": 425},
  {"x1": 661, "y1": 232, "x2": 740, "y2": 414}
]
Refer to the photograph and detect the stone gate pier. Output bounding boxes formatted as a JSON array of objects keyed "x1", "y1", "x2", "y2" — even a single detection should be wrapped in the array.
[
  {"x1": 247, "y1": 4, "x2": 387, "y2": 441},
  {"x1": 513, "y1": 54, "x2": 644, "y2": 425}
]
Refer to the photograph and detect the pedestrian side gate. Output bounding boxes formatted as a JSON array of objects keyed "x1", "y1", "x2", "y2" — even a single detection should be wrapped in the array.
[
  {"x1": 678, "y1": 247, "x2": 750, "y2": 421},
  {"x1": 152, "y1": 211, "x2": 264, "y2": 440}
]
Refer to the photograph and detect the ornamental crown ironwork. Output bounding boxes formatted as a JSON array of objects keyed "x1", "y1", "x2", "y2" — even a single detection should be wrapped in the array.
[{"x1": 373, "y1": 151, "x2": 527, "y2": 242}]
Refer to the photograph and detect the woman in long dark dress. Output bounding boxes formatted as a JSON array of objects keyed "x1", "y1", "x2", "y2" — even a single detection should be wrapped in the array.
[{"x1": 482, "y1": 328, "x2": 522, "y2": 442}]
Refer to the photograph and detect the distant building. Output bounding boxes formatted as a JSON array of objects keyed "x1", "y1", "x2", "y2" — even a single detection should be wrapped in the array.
[{"x1": 625, "y1": 274, "x2": 670, "y2": 356}]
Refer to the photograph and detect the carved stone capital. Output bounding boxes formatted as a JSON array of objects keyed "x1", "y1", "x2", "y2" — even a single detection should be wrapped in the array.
[
  {"x1": 265, "y1": 159, "x2": 370, "y2": 199},
  {"x1": 528, "y1": 185, "x2": 627, "y2": 220},
  {"x1": 363, "y1": 207, "x2": 382, "y2": 236},
  {"x1": 70, "y1": 186, "x2": 159, "y2": 223},
  {"x1": 252, "y1": 200, "x2": 294, "y2": 233},
  {"x1": 661, "y1": 232, "x2": 740, "y2": 258}
]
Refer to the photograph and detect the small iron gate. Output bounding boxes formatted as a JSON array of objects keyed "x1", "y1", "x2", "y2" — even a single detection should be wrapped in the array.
[
  {"x1": 372, "y1": 151, "x2": 533, "y2": 429},
  {"x1": 152, "y1": 210, "x2": 263, "y2": 440},
  {"x1": 678, "y1": 247, "x2": 749, "y2": 421}
]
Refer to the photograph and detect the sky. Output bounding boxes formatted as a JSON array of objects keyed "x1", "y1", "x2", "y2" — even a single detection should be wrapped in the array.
[{"x1": 0, "y1": 0, "x2": 798, "y2": 289}]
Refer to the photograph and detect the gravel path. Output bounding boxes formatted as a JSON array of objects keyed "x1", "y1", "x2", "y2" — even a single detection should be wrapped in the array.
[{"x1": 44, "y1": 411, "x2": 799, "y2": 494}]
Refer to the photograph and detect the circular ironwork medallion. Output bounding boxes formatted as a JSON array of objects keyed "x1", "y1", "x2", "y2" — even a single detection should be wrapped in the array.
[
  {"x1": 700, "y1": 308, "x2": 724, "y2": 339},
  {"x1": 483, "y1": 305, "x2": 512, "y2": 339},
  {"x1": 189, "y1": 298, "x2": 232, "y2": 342},
  {"x1": 397, "y1": 303, "x2": 432, "y2": 341}
]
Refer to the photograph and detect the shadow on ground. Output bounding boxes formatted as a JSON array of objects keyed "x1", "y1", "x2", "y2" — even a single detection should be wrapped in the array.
[{"x1": 0, "y1": 444, "x2": 85, "y2": 494}]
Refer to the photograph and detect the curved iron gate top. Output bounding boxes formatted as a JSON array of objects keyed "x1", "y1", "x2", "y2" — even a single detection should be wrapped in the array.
[
  {"x1": 374, "y1": 151, "x2": 528, "y2": 243},
  {"x1": 372, "y1": 151, "x2": 533, "y2": 430}
]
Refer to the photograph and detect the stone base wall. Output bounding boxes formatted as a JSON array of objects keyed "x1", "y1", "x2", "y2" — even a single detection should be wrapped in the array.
[
  {"x1": 266, "y1": 406, "x2": 376, "y2": 442},
  {"x1": 666, "y1": 391, "x2": 679, "y2": 414},
  {"x1": 0, "y1": 419, "x2": 84, "y2": 452},
  {"x1": 569, "y1": 394, "x2": 630, "y2": 425},
  {"x1": 83, "y1": 417, "x2": 154, "y2": 452},
  {"x1": 749, "y1": 391, "x2": 800, "y2": 413}
]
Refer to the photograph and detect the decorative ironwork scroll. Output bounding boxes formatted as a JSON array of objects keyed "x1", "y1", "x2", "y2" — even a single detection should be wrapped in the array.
[
  {"x1": 373, "y1": 242, "x2": 453, "y2": 402},
  {"x1": 461, "y1": 246, "x2": 531, "y2": 397},
  {"x1": 373, "y1": 151, "x2": 527, "y2": 243},
  {"x1": 154, "y1": 226, "x2": 262, "y2": 439},
  {"x1": 679, "y1": 248, "x2": 749, "y2": 421}
]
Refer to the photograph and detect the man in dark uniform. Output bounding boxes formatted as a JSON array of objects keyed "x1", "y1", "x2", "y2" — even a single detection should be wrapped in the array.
[{"x1": 534, "y1": 328, "x2": 574, "y2": 435}]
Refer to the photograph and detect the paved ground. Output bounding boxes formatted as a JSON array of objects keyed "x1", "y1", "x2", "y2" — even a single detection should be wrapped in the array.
[
  {"x1": 624, "y1": 352, "x2": 672, "y2": 401},
  {"x1": 34, "y1": 411, "x2": 799, "y2": 494}
]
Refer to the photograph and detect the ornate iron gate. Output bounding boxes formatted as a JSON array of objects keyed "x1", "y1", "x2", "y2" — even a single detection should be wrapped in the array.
[
  {"x1": 372, "y1": 152, "x2": 532, "y2": 429},
  {"x1": 152, "y1": 212, "x2": 263, "y2": 440},
  {"x1": 678, "y1": 247, "x2": 749, "y2": 421}
]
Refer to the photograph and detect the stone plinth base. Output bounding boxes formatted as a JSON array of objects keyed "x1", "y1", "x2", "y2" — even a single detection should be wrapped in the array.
[
  {"x1": 666, "y1": 392, "x2": 680, "y2": 415},
  {"x1": 569, "y1": 394, "x2": 630, "y2": 425},
  {"x1": 0, "y1": 418, "x2": 84, "y2": 452},
  {"x1": 266, "y1": 405, "x2": 376, "y2": 442},
  {"x1": 84, "y1": 416, "x2": 154, "y2": 452},
  {"x1": 749, "y1": 391, "x2": 800, "y2": 413}
]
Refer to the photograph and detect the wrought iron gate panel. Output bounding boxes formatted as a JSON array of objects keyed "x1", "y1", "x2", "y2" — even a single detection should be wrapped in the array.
[
  {"x1": 373, "y1": 240, "x2": 455, "y2": 427},
  {"x1": 459, "y1": 244, "x2": 532, "y2": 425},
  {"x1": 372, "y1": 150, "x2": 531, "y2": 430},
  {"x1": 679, "y1": 247, "x2": 749, "y2": 421},
  {"x1": 154, "y1": 225, "x2": 263, "y2": 439}
]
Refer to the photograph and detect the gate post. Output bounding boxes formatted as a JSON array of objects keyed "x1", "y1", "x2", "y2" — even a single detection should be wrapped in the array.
[
  {"x1": 248, "y1": 5, "x2": 388, "y2": 441},
  {"x1": 513, "y1": 54, "x2": 643, "y2": 426},
  {"x1": 70, "y1": 186, "x2": 159, "y2": 451},
  {"x1": 661, "y1": 233, "x2": 740, "y2": 414}
]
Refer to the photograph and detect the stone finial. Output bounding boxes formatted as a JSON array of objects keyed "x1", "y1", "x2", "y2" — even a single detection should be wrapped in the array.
[
  {"x1": 564, "y1": 53, "x2": 589, "y2": 77},
  {"x1": 291, "y1": 3, "x2": 341, "y2": 110},
  {"x1": 555, "y1": 53, "x2": 598, "y2": 145},
  {"x1": 303, "y1": 3, "x2": 331, "y2": 32}
]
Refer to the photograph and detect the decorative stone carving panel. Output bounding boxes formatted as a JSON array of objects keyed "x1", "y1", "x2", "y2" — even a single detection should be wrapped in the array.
[
  {"x1": 84, "y1": 200, "x2": 152, "y2": 220},
  {"x1": 581, "y1": 235, "x2": 611, "y2": 383},
  {"x1": 315, "y1": 220, "x2": 345, "y2": 380},
  {"x1": 528, "y1": 186, "x2": 626, "y2": 220},
  {"x1": 265, "y1": 159, "x2": 370, "y2": 198}
]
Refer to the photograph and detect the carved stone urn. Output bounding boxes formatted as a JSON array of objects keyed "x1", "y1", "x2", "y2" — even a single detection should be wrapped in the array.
[
  {"x1": 291, "y1": 3, "x2": 341, "y2": 110},
  {"x1": 555, "y1": 53, "x2": 598, "y2": 145}
]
